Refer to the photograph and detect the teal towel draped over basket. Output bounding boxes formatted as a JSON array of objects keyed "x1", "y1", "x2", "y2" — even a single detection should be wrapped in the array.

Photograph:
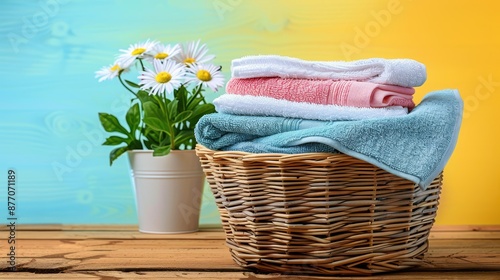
[{"x1": 195, "y1": 89, "x2": 463, "y2": 189}]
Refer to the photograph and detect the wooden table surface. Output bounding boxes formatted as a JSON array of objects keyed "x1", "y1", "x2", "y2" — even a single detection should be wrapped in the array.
[{"x1": 0, "y1": 225, "x2": 499, "y2": 279}]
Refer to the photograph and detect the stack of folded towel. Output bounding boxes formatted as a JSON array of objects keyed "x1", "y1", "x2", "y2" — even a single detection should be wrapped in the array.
[
  {"x1": 216, "y1": 55, "x2": 427, "y2": 121},
  {"x1": 195, "y1": 55, "x2": 463, "y2": 189}
]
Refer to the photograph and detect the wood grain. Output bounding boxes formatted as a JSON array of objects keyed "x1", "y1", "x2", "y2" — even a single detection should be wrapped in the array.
[
  {"x1": 1, "y1": 271, "x2": 500, "y2": 280},
  {"x1": 0, "y1": 226, "x2": 499, "y2": 279}
]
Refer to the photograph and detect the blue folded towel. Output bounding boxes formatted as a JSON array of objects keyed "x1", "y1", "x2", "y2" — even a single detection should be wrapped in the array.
[{"x1": 195, "y1": 89, "x2": 463, "y2": 189}]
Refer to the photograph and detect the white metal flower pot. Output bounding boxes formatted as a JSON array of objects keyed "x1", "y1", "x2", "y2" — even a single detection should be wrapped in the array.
[{"x1": 128, "y1": 150, "x2": 205, "y2": 234}]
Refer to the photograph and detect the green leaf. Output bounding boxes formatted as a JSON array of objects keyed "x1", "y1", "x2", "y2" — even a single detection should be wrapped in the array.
[
  {"x1": 186, "y1": 97, "x2": 204, "y2": 110},
  {"x1": 137, "y1": 90, "x2": 152, "y2": 104},
  {"x1": 143, "y1": 135, "x2": 159, "y2": 150},
  {"x1": 153, "y1": 145, "x2": 171, "y2": 156},
  {"x1": 166, "y1": 99, "x2": 178, "y2": 121},
  {"x1": 174, "y1": 110, "x2": 193, "y2": 123},
  {"x1": 128, "y1": 139, "x2": 143, "y2": 150},
  {"x1": 143, "y1": 101, "x2": 163, "y2": 118},
  {"x1": 125, "y1": 80, "x2": 140, "y2": 88},
  {"x1": 186, "y1": 85, "x2": 203, "y2": 105},
  {"x1": 126, "y1": 103, "x2": 141, "y2": 133},
  {"x1": 102, "y1": 136, "x2": 128, "y2": 146},
  {"x1": 109, "y1": 145, "x2": 128, "y2": 166},
  {"x1": 192, "y1": 103, "x2": 215, "y2": 118},
  {"x1": 98, "y1": 113, "x2": 129, "y2": 135},
  {"x1": 175, "y1": 86, "x2": 188, "y2": 112},
  {"x1": 143, "y1": 125, "x2": 161, "y2": 144},
  {"x1": 143, "y1": 117, "x2": 169, "y2": 133},
  {"x1": 143, "y1": 140, "x2": 152, "y2": 150},
  {"x1": 174, "y1": 130, "x2": 194, "y2": 148}
]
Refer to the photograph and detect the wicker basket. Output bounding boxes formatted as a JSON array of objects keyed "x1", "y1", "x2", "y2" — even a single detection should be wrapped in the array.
[{"x1": 195, "y1": 145, "x2": 442, "y2": 275}]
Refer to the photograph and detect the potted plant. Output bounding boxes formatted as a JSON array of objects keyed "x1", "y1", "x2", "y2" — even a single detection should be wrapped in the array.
[{"x1": 95, "y1": 39, "x2": 224, "y2": 234}]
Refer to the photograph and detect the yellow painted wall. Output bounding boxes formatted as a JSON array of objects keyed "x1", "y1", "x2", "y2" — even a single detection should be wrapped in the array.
[{"x1": 213, "y1": 0, "x2": 500, "y2": 225}]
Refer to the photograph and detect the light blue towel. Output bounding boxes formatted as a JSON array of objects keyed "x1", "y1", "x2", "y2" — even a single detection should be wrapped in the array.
[{"x1": 195, "y1": 89, "x2": 463, "y2": 189}]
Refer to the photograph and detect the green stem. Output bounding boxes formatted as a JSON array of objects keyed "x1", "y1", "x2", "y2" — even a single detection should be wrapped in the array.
[
  {"x1": 169, "y1": 125, "x2": 176, "y2": 149},
  {"x1": 164, "y1": 91, "x2": 176, "y2": 149},
  {"x1": 196, "y1": 85, "x2": 206, "y2": 103},
  {"x1": 140, "y1": 123, "x2": 147, "y2": 148},
  {"x1": 118, "y1": 73, "x2": 137, "y2": 97},
  {"x1": 186, "y1": 84, "x2": 205, "y2": 108},
  {"x1": 155, "y1": 94, "x2": 166, "y2": 115},
  {"x1": 153, "y1": 94, "x2": 167, "y2": 146},
  {"x1": 138, "y1": 59, "x2": 146, "y2": 72}
]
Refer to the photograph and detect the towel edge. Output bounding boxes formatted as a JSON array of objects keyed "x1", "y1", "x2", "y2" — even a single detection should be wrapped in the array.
[
  {"x1": 290, "y1": 137, "x2": 424, "y2": 189},
  {"x1": 419, "y1": 89, "x2": 464, "y2": 187}
]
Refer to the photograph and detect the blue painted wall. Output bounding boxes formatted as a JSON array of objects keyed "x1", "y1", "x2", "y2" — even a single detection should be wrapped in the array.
[{"x1": 0, "y1": 0, "x2": 233, "y2": 225}]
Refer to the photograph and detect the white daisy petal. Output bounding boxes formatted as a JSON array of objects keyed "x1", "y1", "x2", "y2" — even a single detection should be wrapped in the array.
[
  {"x1": 95, "y1": 63, "x2": 125, "y2": 82},
  {"x1": 116, "y1": 39, "x2": 159, "y2": 69},
  {"x1": 185, "y1": 63, "x2": 225, "y2": 92},
  {"x1": 175, "y1": 40, "x2": 215, "y2": 66},
  {"x1": 138, "y1": 59, "x2": 186, "y2": 95},
  {"x1": 145, "y1": 43, "x2": 181, "y2": 63}
]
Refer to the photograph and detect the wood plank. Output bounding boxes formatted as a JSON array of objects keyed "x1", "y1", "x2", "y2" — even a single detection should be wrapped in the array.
[
  {"x1": 1, "y1": 226, "x2": 499, "y2": 278},
  {"x1": 1, "y1": 271, "x2": 500, "y2": 280},
  {"x1": 0, "y1": 239, "x2": 239, "y2": 272},
  {"x1": 4, "y1": 228, "x2": 500, "y2": 240},
  {"x1": 10, "y1": 230, "x2": 500, "y2": 240},
  {"x1": 1, "y1": 238, "x2": 499, "y2": 272},
  {"x1": 9, "y1": 224, "x2": 500, "y2": 232},
  {"x1": 11, "y1": 230, "x2": 227, "y2": 240},
  {"x1": 11, "y1": 224, "x2": 223, "y2": 231},
  {"x1": 431, "y1": 225, "x2": 500, "y2": 232},
  {"x1": 429, "y1": 231, "x2": 500, "y2": 239},
  {"x1": 0, "y1": 272, "x2": 98, "y2": 279}
]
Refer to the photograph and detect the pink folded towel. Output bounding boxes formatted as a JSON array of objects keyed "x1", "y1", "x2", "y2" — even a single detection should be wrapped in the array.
[{"x1": 226, "y1": 77, "x2": 415, "y2": 108}]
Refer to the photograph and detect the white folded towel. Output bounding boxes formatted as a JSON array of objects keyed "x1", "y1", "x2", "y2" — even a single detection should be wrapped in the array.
[
  {"x1": 231, "y1": 55, "x2": 427, "y2": 88},
  {"x1": 213, "y1": 94, "x2": 408, "y2": 121}
]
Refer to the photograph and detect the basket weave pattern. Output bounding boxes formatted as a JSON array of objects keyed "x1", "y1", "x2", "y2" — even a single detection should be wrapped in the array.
[{"x1": 196, "y1": 145, "x2": 442, "y2": 275}]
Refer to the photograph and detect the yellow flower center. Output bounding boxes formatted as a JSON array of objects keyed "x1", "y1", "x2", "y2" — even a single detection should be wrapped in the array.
[
  {"x1": 155, "y1": 52, "x2": 169, "y2": 59},
  {"x1": 196, "y1": 70, "x2": 212, "y2": 82},
  {"x1": 184, "y1": 57, "x2": 196, "y2": 64},
  {"x1": 110, "y1": 64, "x2": 120, "y2": 71},
  {"x1": 131, "y1": 48, "x2": 146, "y2": 56},
  {"x1": 155, "y1": 71, "x2": 172, "y2": 83}
]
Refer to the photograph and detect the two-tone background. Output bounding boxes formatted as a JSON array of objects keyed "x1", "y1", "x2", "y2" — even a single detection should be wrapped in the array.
[{"x1": 1, "y1": 0, "x2": 498, "y2": 226}]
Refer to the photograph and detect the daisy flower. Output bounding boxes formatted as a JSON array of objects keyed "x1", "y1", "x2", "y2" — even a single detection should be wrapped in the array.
[
  {"x1": 138, "y1": 59, "x2": 185, "y2": 95},
  {"x1": 146, "y1": 43, "x2": 181, "y2": 62},
  {"x1": 175, "y1": 40, "x2": 215, "y2": 66},
  {"x1": 186, "y1": 63, "x2": 225, "y2": 92},
  {"x1": 95, "y1": 62, "x2": 126, "y2": 82},
  {"x1": 116, "y1": 39, "x2": 158, "y2": 69}
]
